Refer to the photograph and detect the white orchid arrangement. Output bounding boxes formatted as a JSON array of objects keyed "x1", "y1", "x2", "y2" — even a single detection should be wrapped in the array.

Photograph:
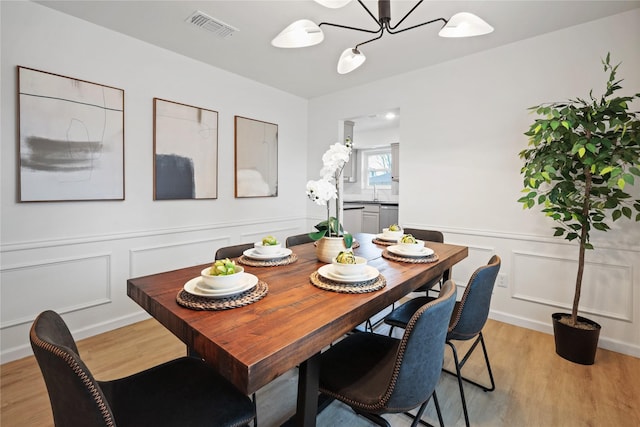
[{"x1": 306, "y1": 138, "x2": 353, "y2": 248}]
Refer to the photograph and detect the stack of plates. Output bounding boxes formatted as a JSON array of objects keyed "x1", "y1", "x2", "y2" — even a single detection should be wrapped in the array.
[
  {"x1": 183, "y1": 273, "x2": 258, "y2": 299},
  {"x1": 243, "y1": 247, "x2": 293, "y2": 260},
  {"x1": 375, "y1": 233, "x2": 399, "y2": 242},
  {"x1": 387, "y1": 245, "x2": 434, "y2": 258},
  {"x1": 317, "y1": 264, "x2": 379, "y2": 283}
]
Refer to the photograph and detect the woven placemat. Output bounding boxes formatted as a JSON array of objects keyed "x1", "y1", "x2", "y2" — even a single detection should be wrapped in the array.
[
  {"x1": 372, "y1": 237, "x2": 397, "y2": 246},
  {"x1": 382, "y1": 249, "x2": 439, "y2": 264},
  {"x1": 237, "y1": 253, "x2": 298, "y2": 267},
  {"x1": 309, "y1": 271, "x2": 386, "y2": 294},
  {"x1": 176, "y1": 280, "x2": 268, "y2": 310}
]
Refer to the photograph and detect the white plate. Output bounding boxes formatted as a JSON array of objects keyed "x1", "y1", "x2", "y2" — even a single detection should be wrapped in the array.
[
  {"x1": 388, "y1": 245, "x2": 434, "y2": 258},
  {"x1": 375, "y1": 233, "x2": 399, "y2": 242},
  {"x1": 243, "y1": 247, "x2": 293, "y2": 260},
  {"x1": 183, "y1": 274, "x2": 258, "y2": 298},
  {"x1": 318, "y1": 264, "x2": 379, "y2": 283}
]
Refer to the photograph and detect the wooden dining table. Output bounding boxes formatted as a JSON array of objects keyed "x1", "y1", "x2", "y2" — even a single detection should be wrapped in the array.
[{"x1": 127, "y1": 232, "x2": 468, "y2": 427}]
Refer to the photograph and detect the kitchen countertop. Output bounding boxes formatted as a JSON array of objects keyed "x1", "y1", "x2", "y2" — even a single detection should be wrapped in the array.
[{"x1": 344, "y1": 200, "x2": 399, "y2": 206}]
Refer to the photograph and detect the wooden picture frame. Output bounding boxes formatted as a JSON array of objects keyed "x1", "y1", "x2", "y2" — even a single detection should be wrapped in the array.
[
  {"x1": 18, "y1": 66, "x2": 125, "y2": 202},
  {"x1": 234, "y1": 116, "x2": 278, "y2": 198},
  {"x1": 153, "y1": 98, "x2": 218, "y2": 200}
]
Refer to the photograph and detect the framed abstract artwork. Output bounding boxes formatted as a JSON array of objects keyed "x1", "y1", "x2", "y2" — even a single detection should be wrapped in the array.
[
  {"x1": 153, "y1": 98, "x2": 218, "y2": 200},
  {"x1": 234, "y1": 116, "x2": 278, "y2": 198},
  {"x1": 18, "y1": 66, "x2": 125, "y2": 202}
]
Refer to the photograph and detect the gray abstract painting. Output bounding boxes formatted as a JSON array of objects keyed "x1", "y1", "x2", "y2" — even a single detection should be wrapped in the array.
[
  {"x1": 18, "y1": 67, "x2": 125, "y2": 202},
  {"x1": 153, "y1": 98, "x2": 218, "y2": 200}
]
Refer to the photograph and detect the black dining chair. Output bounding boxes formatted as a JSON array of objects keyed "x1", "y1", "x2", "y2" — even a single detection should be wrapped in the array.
[
  {"x1": 384, "y1": 255, "x2": 502, "y2": 427},
  {"x1": 285, "y1": 233, "x2": 314, "y2": 247},
  {"x1": 30, "y1": 310, "x2": 256, "y2": 427},
  {"x1": 318, "y1": 280, "x2": 458, "y2": 427},
  {"x1": 402, "y1": 228, "x2": 449, "y2": 295},
  {"x1": 215, "y1": 243, "x2": 254, "y2": 260}
]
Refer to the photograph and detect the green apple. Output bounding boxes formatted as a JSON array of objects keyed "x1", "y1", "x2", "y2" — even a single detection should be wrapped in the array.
[
  {"x1": 209, "y1": 258, "x2": 238, "y2": 276},
  {"x1": 262, "y1": 235, "x2": 278, "y2": 246}
]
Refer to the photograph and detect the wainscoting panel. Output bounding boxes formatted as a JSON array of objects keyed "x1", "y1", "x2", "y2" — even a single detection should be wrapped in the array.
[
  {"x1": 129, "y1": 237, "x2": 231, "y2": 278},
  {"x1": 512, "y1": 250, "x2": 633, "y2": 322},
  {"x1": 0, "y1": 254, "x2": 111, "y2": 328}
]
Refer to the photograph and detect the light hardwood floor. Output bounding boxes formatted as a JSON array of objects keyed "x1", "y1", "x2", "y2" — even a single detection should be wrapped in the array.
[{"x1": 2, "y1": 318, "x2": 639, "y2": 426}]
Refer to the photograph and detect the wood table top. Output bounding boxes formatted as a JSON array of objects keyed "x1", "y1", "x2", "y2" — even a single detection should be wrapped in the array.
[{"x1": 127, "y1": 233, "x2": 468, "y2": 395}]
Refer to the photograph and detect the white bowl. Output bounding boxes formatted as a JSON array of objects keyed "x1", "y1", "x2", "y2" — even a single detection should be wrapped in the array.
[
  {"x1": 331, "y1": 256, "x2": 367, "y2": 277},
  {"x1": 398, "y1": 239, "x2": 425, "y2": 253},
  {"x1": 200, "y1": 265, "x2": 245, "y2": 290},
  {"x1": 254, "y1": 241, "x2": 282, "y2": 255},
  {"x1": 382, "y1": 227, "x2": 403, "y2": 240}
]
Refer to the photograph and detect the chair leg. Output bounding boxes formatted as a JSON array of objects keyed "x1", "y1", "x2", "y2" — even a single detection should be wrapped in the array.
[
  {"x1": 402, "y1": 391, "x2": 444, "y2": 427},
  {"x1": 443, "y1": 332, "x2": 495, "y2": 392},
  {"x1": 447, "y1": 341, "x2": 471, "y2": 427},
  {"x1": 443, "y1": 332, "x2": 496, "y2": 427},
  {"x1": 432, "y1": 391, "x2": 445, "y2": 427}
]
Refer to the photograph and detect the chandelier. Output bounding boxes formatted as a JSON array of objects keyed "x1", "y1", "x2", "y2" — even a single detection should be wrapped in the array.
[{"x1": 271, "y1": 0, "x2": 494, "y2": 74}]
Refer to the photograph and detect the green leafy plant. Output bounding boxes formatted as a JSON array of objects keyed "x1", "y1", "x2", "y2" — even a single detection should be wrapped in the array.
[
  {"x1": 309, "y1": 216, "x2": 353, "y2": 249},
  {"x1": 518, "y1": 53, "x2": 640, "y2": 327}
]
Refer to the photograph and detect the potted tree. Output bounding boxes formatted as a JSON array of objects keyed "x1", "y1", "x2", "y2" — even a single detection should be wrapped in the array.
[{"x1": 518, "y1": 53, "x2": 640, "y2": 365}]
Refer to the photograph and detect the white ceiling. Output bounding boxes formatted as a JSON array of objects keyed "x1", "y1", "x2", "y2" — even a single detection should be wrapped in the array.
[{"x1": 36, "y1": 0, "x2": 640, "y2": 100}]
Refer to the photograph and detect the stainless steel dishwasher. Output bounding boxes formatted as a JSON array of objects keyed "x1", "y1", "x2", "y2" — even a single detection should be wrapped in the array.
[{"x1": 379, "y1": 205, "x2": 399, "y2": 229}]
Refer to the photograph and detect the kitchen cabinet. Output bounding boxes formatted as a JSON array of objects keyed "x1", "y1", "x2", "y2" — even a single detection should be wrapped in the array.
[
  {"x1": 343, "y1": 149, "x2": 357, "y2": 182},
  {"x1": 342, "y1": 206, "x2": 363, "y2": 234},
  {"x1": 362, "y1": 204, "x2": 380, "y2": 234},
  {"x1": 391, "y1": 142, "x2": 399, "y2": 182},
  {"x1": 343, "y1": 120, "x2": 356, "y2": 182}
]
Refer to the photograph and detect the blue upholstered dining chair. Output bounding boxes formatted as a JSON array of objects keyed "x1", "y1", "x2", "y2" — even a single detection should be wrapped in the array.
[
  {"x1": 402, "y1": 228, "x2": 449, "y2": 296},
  {"x1": 317, "y1": 280, "x2": 458, "y2": 427},
  {"x1": 384, "y1": 255, "x2": 501, "y2": 427},
  {"x1": 30, "y1": 310, "x2": 256, "y2": 427}
]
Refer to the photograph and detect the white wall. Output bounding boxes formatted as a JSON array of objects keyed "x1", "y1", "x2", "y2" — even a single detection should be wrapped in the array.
[
  {"x1": 309, "y1": 9, "x2": 640, "y2": 357},
  {"x1": 0, "y1": 1, "x2": 309, "y2": 362}
]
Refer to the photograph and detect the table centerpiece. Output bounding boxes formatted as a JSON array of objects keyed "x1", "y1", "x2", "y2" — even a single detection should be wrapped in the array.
[{"x1": 306, "y1": 137, "x2": 354, "y2": 262}]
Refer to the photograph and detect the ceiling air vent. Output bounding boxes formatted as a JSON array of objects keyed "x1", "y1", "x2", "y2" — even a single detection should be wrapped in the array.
[{"x1": 185, "y1": 10, "x2": 238, "y2": 39}]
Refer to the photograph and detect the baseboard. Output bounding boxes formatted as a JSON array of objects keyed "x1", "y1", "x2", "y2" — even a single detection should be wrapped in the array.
[
  {"x1": 0, "y1": 311, "x2": 150, "y2": 364},
  {"x1": 489, "y1": 310, "x2": 640, "y2": 358}
]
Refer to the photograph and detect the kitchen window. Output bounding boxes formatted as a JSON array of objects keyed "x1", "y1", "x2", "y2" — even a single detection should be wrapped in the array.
[{"x1": 362, "y1": 148, "x2": 392, "y2": 189}]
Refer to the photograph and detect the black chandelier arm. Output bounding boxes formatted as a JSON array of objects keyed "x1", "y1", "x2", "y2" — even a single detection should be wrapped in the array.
[
  {"x1": 355, "y1": 27, "x2": 386, "y2": 50},
  {"x1": 386, "y1": 17, "x2": 447, "y2": 35},
  {"x1": 387, "y1": 0, "x2": 424, "y2": 30},
  {"x1": 357, "y1": 0, "x2": 383, "y2": 26},
  {"x1": 319, "y1": 21, "x2": 383, "y2": 35}
]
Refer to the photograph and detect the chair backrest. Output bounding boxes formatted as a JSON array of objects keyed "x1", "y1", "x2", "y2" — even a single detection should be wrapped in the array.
[
  {"x1": 403, "y1": 228, "x2": 448, "y2": 283},
  {"x1": 285, "y1": 233, "x2": 314, "y2": 247},
  {"x1": 448, "y1": 255, "x2": 501, "y2": 341},
  {"x1": 402, "y1": 228, "x2": 444, "y2": 244},
  {"x1": 215, "y1": 243, "x2": 254, "y2": 259},
  {"x1": 30, "y1": 310, "x2": 117, "y2": 427},
  {"x1": 383, "y1": 280, "x2": 457, "y2": 410}
]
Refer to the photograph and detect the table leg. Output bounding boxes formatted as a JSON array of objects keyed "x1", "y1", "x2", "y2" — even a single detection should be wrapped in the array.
[{"x1": 294, "y1": 352, "x2": 320, "y2": 427}]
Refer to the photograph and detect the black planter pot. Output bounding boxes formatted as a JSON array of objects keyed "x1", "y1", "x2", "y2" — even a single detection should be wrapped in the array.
[{"x1": 552, "y1": 313, "x2": 601, "y2": 365}]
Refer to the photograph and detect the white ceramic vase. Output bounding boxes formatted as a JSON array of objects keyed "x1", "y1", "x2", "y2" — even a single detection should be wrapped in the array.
[{"x1": 316, "y1": 236, "x2": 347, "y2": 263}]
